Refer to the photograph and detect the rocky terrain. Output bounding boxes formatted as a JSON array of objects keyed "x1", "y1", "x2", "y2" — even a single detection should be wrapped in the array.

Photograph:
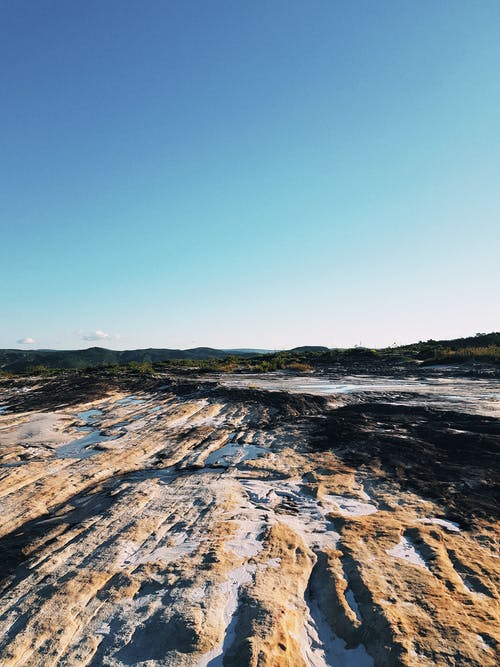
[{"x1": 0, "y1": 367, "x2": 498, "y2": 666}]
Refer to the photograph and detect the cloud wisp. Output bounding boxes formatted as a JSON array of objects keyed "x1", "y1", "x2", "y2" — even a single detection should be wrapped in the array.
[
  {"x1": 16, "y1": 337, "x2": 36, "y2": 345},
  {"x1": 81, "y1": 330, "x2": 111, "y2": 341},
  {"x1": 75, "y1": 329, "x2": 121, "y2": 343}
]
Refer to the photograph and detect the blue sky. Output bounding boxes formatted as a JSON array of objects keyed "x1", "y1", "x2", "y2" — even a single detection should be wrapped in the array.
[{"x1": 1, "y1": 1, "x2": 499, "y2": 350}]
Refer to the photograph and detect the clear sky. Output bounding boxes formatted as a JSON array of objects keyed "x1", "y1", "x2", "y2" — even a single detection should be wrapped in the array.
[{"x1": 1, "y1": 1, "x2": 499, "y2": 350}]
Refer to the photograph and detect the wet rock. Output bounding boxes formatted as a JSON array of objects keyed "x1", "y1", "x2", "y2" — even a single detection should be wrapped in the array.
[{"x1": 0, "y1": 370, "x2": 498, "y2": 666}]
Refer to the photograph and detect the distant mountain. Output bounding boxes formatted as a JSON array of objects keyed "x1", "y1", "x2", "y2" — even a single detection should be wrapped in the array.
[
  {"x1": 224, "y1": 348, "x2": 274, "y2": 355},
  {"x1": 290, "y1": 346, "x2": 330, "y2": 354},
  {"x1": 0, "y1": 346, "x2": 259, "y2": 372},
  {"x1": 1, "y1": 333, "x2": 498, "y2": 372}
]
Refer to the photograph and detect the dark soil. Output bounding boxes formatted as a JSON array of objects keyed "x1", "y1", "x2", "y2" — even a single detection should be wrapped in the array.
[{"x1": 314, "y1": 403, "x2": 500, "y2": 524}]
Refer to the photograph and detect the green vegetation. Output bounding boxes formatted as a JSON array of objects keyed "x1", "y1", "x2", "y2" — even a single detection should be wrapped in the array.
[
  {"x1": 388, "y1": 332, "x2": 500, "y2": 364},
  {"x1": 246, "y1": 352, "x2": 313, "y2": 373},
  {"x1": 0, "y1": 346, "x2": 255, "y2": 373},
  {"x1": 153, "y1": 351, "x2": 314, "y2": 374},
  {"x1": 127, "y1": 361, "x2": 154, "y2": 374},
  {"x1": 421, "y1": 345, "x2": 500, "y2": 365},
  {"x1": 25, "y1": 365, "x2": 55, "y2": 376},
  {"x1": 1, "y1": 333, "x2": 498, "y2": 377}
]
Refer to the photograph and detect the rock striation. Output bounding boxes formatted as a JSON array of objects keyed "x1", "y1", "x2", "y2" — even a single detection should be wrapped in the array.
[{"x1": 0, "y1": 370, "x2": 498, "y2": 666}]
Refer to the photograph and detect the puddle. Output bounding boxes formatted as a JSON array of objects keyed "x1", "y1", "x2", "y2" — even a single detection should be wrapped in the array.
[
  {"x1": 56, "y1": 431, "x2": 112, "y2": 459},
  {"x1": 56, "y1": 407, "x2": 110, "y2": 459},
  {"x1": 76, "y1": 408, "x2": 103, "y2": 423},
  {"x1": 216, "y1": 374, "x2": 500, "y2": 417},
  {"x1": 115, "y1": 396, "x2": 145, "y2": 406},
  {"x1": 107, "y1": 421, "x2": 130, "y2": 429},
  {"x1": 205, "y1": 436, "x2": 267, "y2": 467}
]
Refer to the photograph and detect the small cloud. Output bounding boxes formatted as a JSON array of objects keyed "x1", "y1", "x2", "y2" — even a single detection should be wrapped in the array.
[
  {"x1": 17, "y1": 337, "x2": 36, "y2": 345},
  {"x1": 81, "y1": 329, "x2": 112, "y2": 342}
]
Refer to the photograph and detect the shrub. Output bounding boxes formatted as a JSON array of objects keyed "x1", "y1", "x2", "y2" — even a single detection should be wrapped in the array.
[{"x1": 128, "y1": 361, "x2": 154, "y2": 374}]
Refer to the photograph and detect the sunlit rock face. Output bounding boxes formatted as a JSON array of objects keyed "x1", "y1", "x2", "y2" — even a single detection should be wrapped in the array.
[{"x1": 0, "y1": 368, "x2": 498, "y2": 666}]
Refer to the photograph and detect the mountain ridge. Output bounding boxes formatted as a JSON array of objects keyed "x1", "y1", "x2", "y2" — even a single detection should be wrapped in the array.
[{"x1": 1, "y1": 333, "x2": 498, "y2": 372}]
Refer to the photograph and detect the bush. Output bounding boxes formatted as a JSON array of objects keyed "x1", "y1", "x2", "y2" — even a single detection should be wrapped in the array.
[
  {"x1": 25, "y1": 365, "x2": 53, "y2": 376},
  {"x1": 128, "y1": 361, "x2": 154, "y2": 374},
  {"x1": 429, "y1": 345, "x2": 500, "y2": 364},
  {"x1": 285, "y1": 362, "x2": 313, "y2": 372}
]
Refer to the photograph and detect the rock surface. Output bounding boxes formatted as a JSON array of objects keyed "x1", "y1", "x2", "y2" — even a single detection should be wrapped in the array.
[{"x1": 0, "y1": 369, "x2": 498, "y2": 666}]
